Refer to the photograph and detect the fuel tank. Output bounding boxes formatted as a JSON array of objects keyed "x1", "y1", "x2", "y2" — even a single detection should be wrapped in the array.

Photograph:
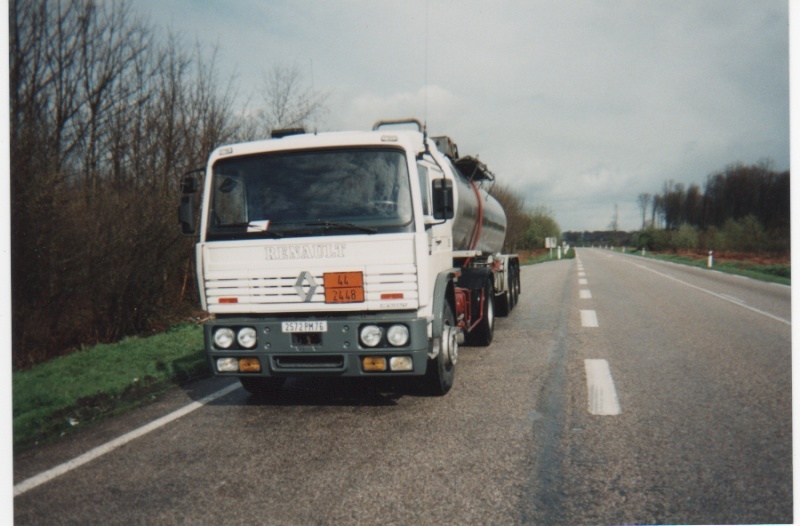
[{"x1": 451, "y1": 172, "x2": 507, "y2": 254}]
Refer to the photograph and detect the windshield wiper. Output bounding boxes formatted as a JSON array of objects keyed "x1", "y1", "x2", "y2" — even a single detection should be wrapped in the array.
[{"x1": 304, "y1": 221, "x2": 378, "y2": 234}]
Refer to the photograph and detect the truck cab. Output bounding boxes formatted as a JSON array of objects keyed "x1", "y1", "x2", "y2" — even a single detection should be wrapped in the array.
[{"x1": 180, "y1": 119, "x2": 519, "y2": 396}]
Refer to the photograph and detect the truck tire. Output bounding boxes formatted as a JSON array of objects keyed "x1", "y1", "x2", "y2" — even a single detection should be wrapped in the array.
[
  {"x1": 422, "y1": 302, "x2": 456, "y2": 396},
  {"x1": 240, "y1": 376, "x2": 286, "y2": 396},
  {"x1": 509, "y1": 264, "x2": 519, "y2": 309},
  {"x1": 466, "y1": 278, "x2": 494, "y2": 346},
  {"x1": 496, "y1": 270, "x2": 511, "y2": 317}
]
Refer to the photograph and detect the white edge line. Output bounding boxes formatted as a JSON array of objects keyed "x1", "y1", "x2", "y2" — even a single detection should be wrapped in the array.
[
  {"x1": 14, "y1": 382, "x2": 241, "y2": 497},
  {"x1": 631, "y1": 263, "x2": 790, "y2": 326}
]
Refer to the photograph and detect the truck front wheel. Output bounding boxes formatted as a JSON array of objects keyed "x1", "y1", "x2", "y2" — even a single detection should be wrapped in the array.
[{"x1": 422, "y1": 302, "x2": 457, "y2": 396}]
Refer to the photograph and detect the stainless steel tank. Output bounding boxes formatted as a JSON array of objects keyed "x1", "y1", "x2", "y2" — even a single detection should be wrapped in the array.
[{"x1": 451, "y1": 172, "x2": 507, "y2": 253}]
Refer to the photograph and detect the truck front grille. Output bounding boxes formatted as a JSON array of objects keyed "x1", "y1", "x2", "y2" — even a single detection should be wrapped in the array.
[
  {"x1": 205, "y1": 264, "x2": 418, "y2": 311},
  {"x1": 274, "y1": 355, "x2": 345, "y2": 369}
]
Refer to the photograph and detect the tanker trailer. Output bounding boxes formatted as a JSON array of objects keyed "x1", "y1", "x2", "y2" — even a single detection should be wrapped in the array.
[
  {"x1": 433, "y1": 147, "x2": 521, "y2": 344},
  {"x1": 179, "y1": 118, "x2": 521, "y2": 396}
]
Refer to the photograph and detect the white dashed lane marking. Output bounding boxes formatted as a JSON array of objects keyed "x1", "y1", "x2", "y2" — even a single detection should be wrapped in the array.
[
  {"x1": 579, "y1": 289, "x2": 592, "y2": 299},
  {"x1": 585, "y1": 359, "x2": 621, "y2": 415},
  {"x1": 580, "y1": 310, "x2": 599, "y2": 327}
]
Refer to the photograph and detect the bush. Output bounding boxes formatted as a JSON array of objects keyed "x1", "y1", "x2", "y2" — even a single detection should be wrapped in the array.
[
  {"x1": 714, "y1": 215, "x2": 766, "y2": 252},
  {"x1": 636, "y1": 227, "x2": 671, "y2": 251},
  {"x1": 523, "y1": 206, "x2": 561, "y2": 249},
  {"x1": 673, "y1": 224, "x2": 699, "y2": 250}
]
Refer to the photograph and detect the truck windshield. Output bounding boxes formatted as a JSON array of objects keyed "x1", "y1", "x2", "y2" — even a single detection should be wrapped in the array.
[{"x1": 207, "y1": 148, "x2": 413, "y2": 240}]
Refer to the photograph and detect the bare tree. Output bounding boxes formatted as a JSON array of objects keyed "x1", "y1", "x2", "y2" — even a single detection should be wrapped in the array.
[
  {"x1": 10, "y1": 0, "x2": 242, "y2": 367},
  {"x1": 652, "y1": 194, "x2": 664, "y2": 228},
  {"x1": 637, "y1": 192, "x2": 651, "y2": 229},
  {"x1": 490, "y1": 183, "x2": 529, "y2": 252},
  {"x1": 257, "y1": 63, "x2": 329, "y2": 134}
]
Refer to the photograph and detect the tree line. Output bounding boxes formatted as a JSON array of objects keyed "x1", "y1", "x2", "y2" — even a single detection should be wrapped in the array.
[
  {"x1": 490, "y1": 185, "x2": 561, "y2": 254},
  {"x1": 635, "y1": 161, "x2": 789, "y2": 253},
  {"x1": 644, "y1": 161, "x2": 789, "y2": 233},
  {"x1": 10, "y1": 0, "x2": 327, "y2": 367}
]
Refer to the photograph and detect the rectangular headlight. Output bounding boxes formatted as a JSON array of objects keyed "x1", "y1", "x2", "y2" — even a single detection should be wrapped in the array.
[
  {"x1": 217, "y1": 358, "x2": 239, "y2": 372},
  {"x1": 389, "y1": 356, "x2": 413, "y2": 372}
]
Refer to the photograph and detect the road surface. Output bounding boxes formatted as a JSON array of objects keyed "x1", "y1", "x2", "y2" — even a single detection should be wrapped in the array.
[{"x1": 14, "y1": 248, "x2": 793, "y2": 525}]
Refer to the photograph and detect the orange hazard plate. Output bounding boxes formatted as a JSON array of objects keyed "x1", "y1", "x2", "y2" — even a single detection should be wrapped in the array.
[{"x1": 323, "y1": 272, "x2": 365, "y2": 304}]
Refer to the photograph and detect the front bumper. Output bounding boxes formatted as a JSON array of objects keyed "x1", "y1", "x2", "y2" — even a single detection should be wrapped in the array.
[{"x1": 204, "y1": 313, "x2": 430, "y2": 378}]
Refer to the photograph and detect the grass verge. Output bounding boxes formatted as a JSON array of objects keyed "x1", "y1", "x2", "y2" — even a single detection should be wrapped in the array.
[
  {"x1": 13, "y1": 323, "x2": 208, "y2": 452},
  {"x1": 625, "y1": 250, "x2": 790, "y2": 285}
]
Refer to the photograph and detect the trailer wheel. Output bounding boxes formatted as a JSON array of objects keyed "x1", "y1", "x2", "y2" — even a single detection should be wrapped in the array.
[
  {"x1": 496, "y1": 270, "x2": 511, "y2": 317},
  {"x1": 496, "y1": 288, "x2": 510, "y2": 317},
  {"x1": 466, "y1": 279, "x2": 494, "y2": 346},
  {"x1": 240, "y1": 377, "x2": 286, "y2": 396},
  {"x1": 423, "y1": 302, "x2": 457, "y2": 396},
  {"x1": 509, "y1": 264, "x2": 519, "y2": 309}
]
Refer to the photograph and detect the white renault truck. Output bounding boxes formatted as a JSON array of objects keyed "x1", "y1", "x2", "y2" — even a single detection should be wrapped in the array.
[{"x1": 179, "y1": 118, "x2": 520, "y2": 395}]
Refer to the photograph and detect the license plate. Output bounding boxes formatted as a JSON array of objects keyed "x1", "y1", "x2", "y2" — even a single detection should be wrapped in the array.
[
  {"x1": 323, "y1": 271, "x2": 365, "y2": 304},
  {"x1": 281, "y1": 321, "x2": 328, "y2": 333}
]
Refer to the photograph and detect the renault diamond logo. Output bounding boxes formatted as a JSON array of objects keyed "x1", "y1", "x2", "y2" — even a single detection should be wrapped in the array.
[{"x1": 294, "y1": 271, "x2": 318, "y2": 302}]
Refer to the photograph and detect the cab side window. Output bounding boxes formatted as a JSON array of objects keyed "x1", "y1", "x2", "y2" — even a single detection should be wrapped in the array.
[
  {"x1": 416, "y1": 161, "x2": 445, "y2": 217},
  {"x1": 416, "y1": 164, "x2": 431, "y2": 216}
]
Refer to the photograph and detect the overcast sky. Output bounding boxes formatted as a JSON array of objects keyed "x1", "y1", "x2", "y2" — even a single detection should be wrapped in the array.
[{"x1": 134, "y1": 0, "x2": 790, "y2": 232}]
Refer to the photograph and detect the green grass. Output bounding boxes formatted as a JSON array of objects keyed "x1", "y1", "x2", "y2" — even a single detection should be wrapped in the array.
[
  {"x1": 13, "y1": 323, "x2": 208, "y2": 451},
  {"x1": 628, "y1": 250, "x2": 790, "y2": 285}
]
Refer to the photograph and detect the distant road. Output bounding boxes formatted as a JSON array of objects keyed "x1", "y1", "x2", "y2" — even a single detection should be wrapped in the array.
[{"x1": 14, "y1": 248, "x2": 792, "y2": 525}]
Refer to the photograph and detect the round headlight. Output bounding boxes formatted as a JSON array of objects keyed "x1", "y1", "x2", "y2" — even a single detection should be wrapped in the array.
[
  {"x1": 360, "y1": 325, "x2": 383, "y2": 347},
  {"x1": 386, "y1": 324, "x2": 410, "y2": 347},
  {"x1": 213, "y1": 328, "x2": 235, "y2": 349},
  {"x1": 237, "y1": 327, "x2": 257, "y2": 349}
]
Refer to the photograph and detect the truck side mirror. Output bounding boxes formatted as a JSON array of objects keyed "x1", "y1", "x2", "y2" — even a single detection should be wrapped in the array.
[
  {"x1": 432, "y1": 178, "x2": 455, "y2": 220},
  {"x1": 179, "y1": 174, "x2": 198, "y2": 235},
  {"x1": 180, "y1": 175, "x2": 198, "y2": 194}
]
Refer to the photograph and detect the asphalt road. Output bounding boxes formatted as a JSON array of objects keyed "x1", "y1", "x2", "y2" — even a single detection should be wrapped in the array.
[{"x1": 14, "y1": 248, "x2": 793, "y2": 525}]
